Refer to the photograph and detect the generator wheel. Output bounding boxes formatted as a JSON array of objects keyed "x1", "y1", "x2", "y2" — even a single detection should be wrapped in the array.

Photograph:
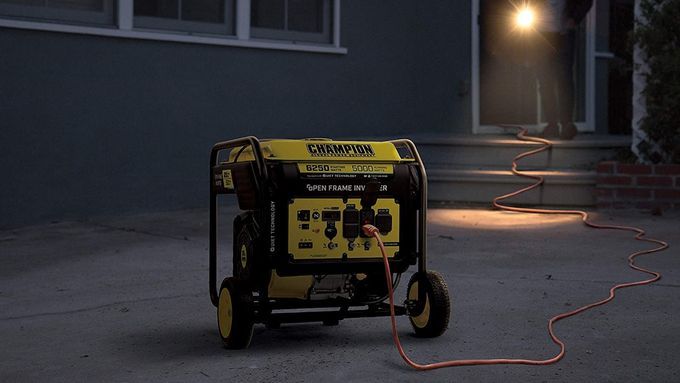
[
  {"x1": 406, "y1": 271, "x2": 450, "y2": 337},
  {"x1": 217, "y1": 277, "x2": 255, "y2": 349}
]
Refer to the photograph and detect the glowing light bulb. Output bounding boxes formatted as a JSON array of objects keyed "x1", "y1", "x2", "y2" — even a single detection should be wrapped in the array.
[{"x1": 516, "y1": 7, "x2": 535, "y2": 29}]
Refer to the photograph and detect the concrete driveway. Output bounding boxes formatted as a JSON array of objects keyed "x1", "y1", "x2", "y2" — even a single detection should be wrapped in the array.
[{"x1": 1, "y1": 206, "x2": 678, "y2": 382}]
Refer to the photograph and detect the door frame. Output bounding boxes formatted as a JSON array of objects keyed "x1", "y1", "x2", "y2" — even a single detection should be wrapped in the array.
[{"x1": 471, "y1": 0, "x2": 596, "y2": 134}]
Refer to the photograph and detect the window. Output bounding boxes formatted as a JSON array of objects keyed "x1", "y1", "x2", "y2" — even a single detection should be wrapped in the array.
[
  {"x1": 134, "y1": 0, "x2": 235, "y2": 35},
  {"x1": 0, "y1": 0, "x2": 115, "y2": 26},
  {"x1": 0, "y1": 0, "x2": 345, "y2": 54},
  {"x1": 251, "y1": 0, "x2": 331, "y2": 43}
]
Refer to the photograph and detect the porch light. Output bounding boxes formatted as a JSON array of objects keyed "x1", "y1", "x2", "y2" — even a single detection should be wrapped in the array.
[{"x1": 515, "y1": 7, "x2": 535, "y2": 29}]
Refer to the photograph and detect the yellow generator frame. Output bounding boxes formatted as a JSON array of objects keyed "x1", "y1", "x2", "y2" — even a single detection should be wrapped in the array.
[{"x1": 209, "y1": 137, "x2": 450, "y2": 349}]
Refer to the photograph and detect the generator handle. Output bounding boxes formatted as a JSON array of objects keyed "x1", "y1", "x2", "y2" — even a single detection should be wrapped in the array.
[
  {"x1": 389, "y1": 139, "x2": 428, "y2": 273},
  {"x1": 209, "y1": 136, "x2": 267, "y2": 307}
]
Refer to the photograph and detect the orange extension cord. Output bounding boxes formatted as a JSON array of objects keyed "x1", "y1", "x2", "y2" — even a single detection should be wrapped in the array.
[{"x1": 363, "y1": 126, "x2": 669, "y2": 371}]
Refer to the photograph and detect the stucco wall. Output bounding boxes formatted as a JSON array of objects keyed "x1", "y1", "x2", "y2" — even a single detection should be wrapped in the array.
[{"x1": 0, "y1": 1, "x2": 472, "y2": 228}]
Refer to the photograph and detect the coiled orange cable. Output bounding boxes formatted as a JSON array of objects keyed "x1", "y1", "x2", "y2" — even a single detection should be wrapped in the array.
[{"x1": 363, "y1": 126, "x2": 669, "y2": 370}]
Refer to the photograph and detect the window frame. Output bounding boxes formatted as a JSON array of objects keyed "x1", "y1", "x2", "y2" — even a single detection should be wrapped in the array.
[
  {"x1": 0, "y1": 0, "x2": 346, "y2": 54},
  {"x1": 0, "y1": 0, "x2": 116, "y2": 26},
  {"x1": 251, "y1": 0, "x2": 332, "y2": 44},
  {"x1": 133, "y1": 0, "x2": 236, "y2": 36}
]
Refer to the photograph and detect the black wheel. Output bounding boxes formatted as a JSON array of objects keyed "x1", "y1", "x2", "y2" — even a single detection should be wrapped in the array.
[
  {"x1": 217, "y1": 277, "x2": 255, "y2": 349},
  {"x1": 406, "y1": 271, "x2": 450, "y2": 337}
]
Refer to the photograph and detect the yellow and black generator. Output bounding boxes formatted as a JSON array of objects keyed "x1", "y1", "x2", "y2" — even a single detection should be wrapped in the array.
[{"x1": 209, "y1": 137, "x2": 450, "y2": 348}]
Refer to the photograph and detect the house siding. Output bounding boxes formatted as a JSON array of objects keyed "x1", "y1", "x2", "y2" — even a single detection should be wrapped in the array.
[{"x1": 0, "y1": 1, "x2": 472, "y2": 228}]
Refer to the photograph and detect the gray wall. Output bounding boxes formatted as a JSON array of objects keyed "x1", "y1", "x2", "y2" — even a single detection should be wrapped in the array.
[
  {"x1": 414, "y1": 1, "x2": 472, "y2": 132},
  {"x1": 0, "y1": 1, "x2": 471, "y2": 228}
]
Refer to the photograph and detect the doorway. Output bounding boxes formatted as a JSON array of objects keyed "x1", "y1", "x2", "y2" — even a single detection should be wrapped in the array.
[{"x1": 471, "y1": 0, "x2": 595, "y2": 134}]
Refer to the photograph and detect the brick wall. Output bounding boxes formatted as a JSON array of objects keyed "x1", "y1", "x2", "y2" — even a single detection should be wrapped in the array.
[{"x1": 596, "y1": 162, "x2": 680, "y2": 210}]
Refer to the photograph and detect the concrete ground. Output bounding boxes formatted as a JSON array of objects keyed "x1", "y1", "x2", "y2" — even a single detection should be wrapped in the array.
[{"x1": 1, "y1": 205, "x2": 678, "y2": 382}]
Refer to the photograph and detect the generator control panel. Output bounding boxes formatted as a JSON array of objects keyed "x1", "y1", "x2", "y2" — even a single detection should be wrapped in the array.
[{"x1": 287, "y1": 198, "x2": 400, "y2": 260}]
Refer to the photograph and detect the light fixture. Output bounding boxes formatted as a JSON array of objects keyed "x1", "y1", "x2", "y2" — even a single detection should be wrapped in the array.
[{"x1": 515, "y1": 7, "x2": 535, "y2": 29}]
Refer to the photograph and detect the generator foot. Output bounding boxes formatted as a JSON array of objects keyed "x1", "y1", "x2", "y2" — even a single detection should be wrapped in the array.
[
  {"x1": 265, "y1": 321, "x2": 281, "y2": 329},
  {"x1": 322, "y1": 318, "x2": 340, "y2": 326}
]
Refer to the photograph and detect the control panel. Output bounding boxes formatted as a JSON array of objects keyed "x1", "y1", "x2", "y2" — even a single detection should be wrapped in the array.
[{"x1": 287, "y1": 198, "x2": 400, "y2": 260}]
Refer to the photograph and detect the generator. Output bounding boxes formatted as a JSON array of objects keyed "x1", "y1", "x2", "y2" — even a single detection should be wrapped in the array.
[{"x1": 209, "y1": 137, "x2": 450, "y2": 348}]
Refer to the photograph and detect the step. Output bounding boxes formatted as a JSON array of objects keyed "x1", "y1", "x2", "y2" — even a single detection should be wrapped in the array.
[
  {"x1": 413, "y1": 134, "x2": 630, "y2": 170},
  {"x1": 427, "y1": 167, "x2": 596, "y2": 206}
]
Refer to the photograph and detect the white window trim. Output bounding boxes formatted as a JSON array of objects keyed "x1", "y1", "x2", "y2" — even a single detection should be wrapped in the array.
[
  {"x1": 236, "y1": 0, "x2": 250, "y2": 40},
  {"x1": 0, "y1": 0, "x2": 346, "y2": 55}
]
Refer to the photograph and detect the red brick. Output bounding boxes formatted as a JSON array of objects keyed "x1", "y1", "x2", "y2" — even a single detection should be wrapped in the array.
[
  {"x1": 618, "y1": 164, "x2": 653, "y2": 175},
  {"x1": 617, "y1": 188, "x2": 651, "y2": 199},
  {"x1": 597, "y1": 202, "x2": 613, "y2": 209},
  {"x1": 635, "y1": 202, "x2": 652, "y2": 210},
  {"x1": 655, "y1": 189, "x2": 680, "y2": 200},
  {"x1": 595, "y1": 188, "x2": 614, "y2": 198},
  {"x1": 634, "y1": 201, "x2": 670, "y2": 210},
  {"x1": 613, "y1": 202, "x2": 632, "y2": 209},
  {"x1": 596, "y1": 161, "x2": 617, "y2": 174},
  {"x1": 655, "y1": 164, "x2": 680, "y2": 175},
  {"x1": 597, "y1": 175, "x2": 632, "y2": 186},
  {"x1": 637, "y1": 176, "x2": 673, "y2": 187}
]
